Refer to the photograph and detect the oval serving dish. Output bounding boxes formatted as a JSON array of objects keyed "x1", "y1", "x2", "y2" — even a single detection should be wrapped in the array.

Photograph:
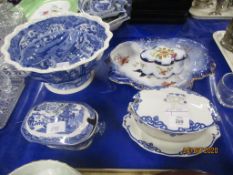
[
  {"x1": 129, "y1": 87, "x2": 218, "y2": 141},
  {"x1": 123, "y1": 113, "x2": 221, "y2": 157},
  {"x1": 21, "y1": 102, "x2": 99, "y2": 150}
]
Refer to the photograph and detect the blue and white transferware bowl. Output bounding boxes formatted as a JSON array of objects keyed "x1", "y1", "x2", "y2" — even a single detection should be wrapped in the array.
[
  {"x1": 109, "y1": 38, "x2": 216, "y2": 89},
  {"x1": 130, "y1": 87, "x2": 218, "y2": 138},
  {"x1": 123, "y1": 114, "x2": 221, "y2": 157},
  {"x1": 80, "y1": 0, "x2": 128, "y2": 19},
  {"x1": 1, "y1": 12, "x2": 113, "y2": 94},
  {"x1": 21, "y1": 102, "x2": 99, "y2": 150}
]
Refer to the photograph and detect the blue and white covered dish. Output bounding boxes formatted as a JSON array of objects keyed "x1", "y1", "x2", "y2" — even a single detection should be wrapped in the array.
[
  {"x1": 1, "y1": 12, "x2": 112, "y2": 94},
  {"x1": 129, "y1": 87, "x2": 218, "y2": 141},
  {"x1": 21, "y1": 102, "x2": 99, "y2": 150}
]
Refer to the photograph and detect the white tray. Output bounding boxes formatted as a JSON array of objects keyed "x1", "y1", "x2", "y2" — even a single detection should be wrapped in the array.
[
  {"x1": 213, "y1": 30, "x2": 233, "y2": 72},
  {"x1": 189, "y1": 7, "x2": 233, "y2": 19}
]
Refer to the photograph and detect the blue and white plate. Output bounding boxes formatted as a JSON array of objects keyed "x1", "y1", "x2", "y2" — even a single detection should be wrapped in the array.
[
  {"x1": 123, "y1": 114, "x2": 221, "y2": 157},
  {"x1": 109, "y1": 39, "x2": 216, "y2": 89},
  {"x1": 80, "y1": 0, "x2": 128, "y2": 19},
  {"x1": 21, "y1": 102, "x2": 99, "y2": 148},
  {"x1": 130, "y1": 87, "x2": 218, "y2": 135},
  {"x1": 1, "y1": 13, "x2": 112, "y2": 94}
]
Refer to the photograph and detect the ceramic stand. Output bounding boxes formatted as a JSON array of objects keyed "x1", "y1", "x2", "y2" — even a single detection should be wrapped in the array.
[
  {"x1": 213, "y1": 31, "x2": 233, "y2": 72},
  {"x1": 45, "y1": 71, "x2": 95, "y2": 95}
]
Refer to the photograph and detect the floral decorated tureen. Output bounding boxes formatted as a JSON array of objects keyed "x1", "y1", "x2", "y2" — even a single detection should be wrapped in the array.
[
  {"x1": 140, "y1": 46, "x2": 187, "y2": 78},
  {"x1": 1, "y1": 13, "x2": 113, "y2": 94},
  {"x1": 109, "y1": 38, "x2": 215, "y2": 89}
]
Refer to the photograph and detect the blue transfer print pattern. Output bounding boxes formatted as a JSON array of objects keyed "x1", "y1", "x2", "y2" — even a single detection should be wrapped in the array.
[
  {"x1": 21, "y1": 102, "x2": 98, "y2": 146},
  {"x1": 8, "y1": 16, "x2": 107, "y2": 70}
]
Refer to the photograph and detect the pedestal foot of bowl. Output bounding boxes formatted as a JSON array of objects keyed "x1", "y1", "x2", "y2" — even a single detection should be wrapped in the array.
[{"x1": 45, "y1": 72, "x2": 95, "y2": 95}]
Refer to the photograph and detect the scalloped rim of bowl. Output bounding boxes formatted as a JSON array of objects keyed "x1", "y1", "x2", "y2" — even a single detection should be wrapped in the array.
[
  {"x1": 1, "y1": 12, "x2": 113, "y2": 74},
  {"x1": 9, "y1": 160, "x2": 81, "y2": 175}
]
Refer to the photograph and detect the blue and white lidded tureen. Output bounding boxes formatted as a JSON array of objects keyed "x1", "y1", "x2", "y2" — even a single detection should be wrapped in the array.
[
  {"x1": 1, "y1": 12, "x2": 113, "y2": 94},
  {"x1": 21, "y1": 102, "x2": 101, "y2": 150},
  {"x1": 140, "y1": 46, "x2": 187, "y2": 78},
  {"x1": 129, "y1": 87, "x2": 218, "y2": 142}
]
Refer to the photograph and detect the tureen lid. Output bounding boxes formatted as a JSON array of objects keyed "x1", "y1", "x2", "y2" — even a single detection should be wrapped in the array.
[
  {"x1": 140, "y1": 46, "x2": 187, "y2": 65},
  {"x1": 130, "y1": 87, "x2": 217, "y2": 134},
  {"x1": 21, "y1": 102, "x2": 98, "y2": 146}
]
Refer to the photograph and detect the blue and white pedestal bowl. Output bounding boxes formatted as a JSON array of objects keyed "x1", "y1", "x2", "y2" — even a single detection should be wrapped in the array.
[{"x1": 1, "y1": 13, "x2": 113, "y2": 94}]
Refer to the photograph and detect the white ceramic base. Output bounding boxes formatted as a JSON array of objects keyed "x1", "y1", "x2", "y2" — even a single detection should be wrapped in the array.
[
  {"x1": 189, "y1": 7, "x2": 233, "y2": 19},
  {"x1": 45, "y1": 72, "x2": 95, "y2": 95},
  {"x1": 213, "y1": 31, "x2": 233, "y2": 72}
]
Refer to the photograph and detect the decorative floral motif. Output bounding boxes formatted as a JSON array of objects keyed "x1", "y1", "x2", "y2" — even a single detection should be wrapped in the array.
[
  {"x1": 158, "y1": 67, "x2": 173, "y2": 75},
  {"x1": 114, "y1": 55, "x2": 129, "y2": 65},
  {"x1": 161, "y1": 81, "x2": 176, "y2": 87},
  {"x1": 152, "y1": 47, "x2": 177, "y2": 60}
]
